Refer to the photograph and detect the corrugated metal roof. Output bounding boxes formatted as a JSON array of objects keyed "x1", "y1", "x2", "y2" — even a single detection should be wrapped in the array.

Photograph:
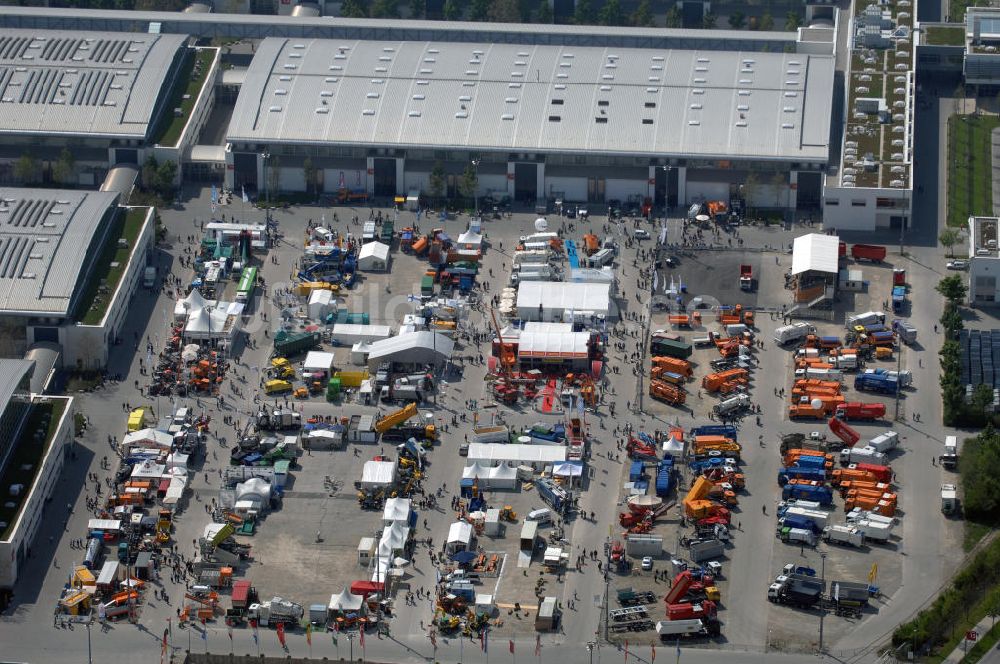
[
  {"x1": 0, "y1": 28, "x2": 186, "y2": 140},
  {"x1": 228, "y1": 38, "x2": 834, "y2": 163},
  {"x1": 0, "y1": 358, "x2": 32, "y2": 407},
  {"x1": 0, "y1": 188, "x2": 119, "y2": 316},
  {"x1": 792, "y1": 233, "x2": 841, "y2": 275}
]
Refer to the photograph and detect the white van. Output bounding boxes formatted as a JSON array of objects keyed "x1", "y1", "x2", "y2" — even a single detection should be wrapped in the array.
[
  {"x1": 587, "y1": 248, "x2": 614, "y2": 268},
  {"x1": 526, "y1": 508, "x2": 553, "y2": 524}
]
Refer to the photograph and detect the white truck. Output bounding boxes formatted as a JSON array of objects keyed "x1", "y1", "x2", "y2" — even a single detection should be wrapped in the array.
[
  {"x1": 470, "y1": 426, "x2": 510, "y2": 444},
  {"x1": 512, "y1": 250, "x2": 552, "y2": 268},
  {"x1": 845, "y1": 508, "x2": 896, "y2": 527},
  {"x1": 823, "y1": 524, "x2": 865, "y2": 547},
  {"x1": 779, "y1": 499, "x2": 829, "y2": 512},
  {"x1": 892, "y1": 319, "x2": 918, "y2": 345},
  {"x1": 779, "y1": 527, "x2": 816, "y2": 546},
  {"x1": 941, "y1": 484, "x2": 958, "y2": 514},
  {"x1": 511, "y1": 265, "x2": 554, "y2": 284},
  {"x1": 840, "y1": 446, "x2": 886, "y2": 466},
  {"x1": 795, "y1": 367, "x2": 844, "y2": 382},
  {"x1": 855, "y1": 519, "x2": 893, "y2": 543},
  {"x1": 784, "y1": 507, "x2": 830, "y2": 529},
  {"x1": 247, "y1": 596, "x2": 304, "y2": 627},
  {"x1": 831, "y1": 355, "x2": 858, "y2": 370},
  {"x1": 774, "y1": 322, "x2": 815, "y2": 345},
  {"x1": 847, "y1": 311, "x2": 886, "y2": 329},
  {"x1": 940, "y1": 435, "x2": 959, "y2": 469},
  {"x1": 714, "y1": 394, "x2": 750, "y2": 416},
  {"x1": 143, "y1": 266, "x2": 157, "y2": 288},
  {"x1": 867, "y1": 431, "x2": 899, "y2": 454}
]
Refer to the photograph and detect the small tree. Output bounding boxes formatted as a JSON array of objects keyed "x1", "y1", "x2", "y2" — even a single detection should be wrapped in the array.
[
  {"x1": 573, "y1": 0, "x2": 594, "y2": 24},
  {"x1": 141, "y1": 155, "x2": 159, "y2": 192},
  {"x1": 443, "y1": 0, "x2": 461, "y2": 19},
  {"x1": 759, "y1": 11, "x2": 775, "y2": 30},
  {"x1": 630, "y1": 0, "x2": 653, "y2": 26},
  {"x1": 729, "y1": 11, "x2": 746, "y2": 28},
  {"x1": 303, "y1": 157, "x2": 316, "y2": 196},
  {"x1": 429, "y1": 161, "x2": 446, "y2": 200},
  {"x1": 939, "y1": 228, "x2": 960, "y2": 257},
  {"x1": 702, "y1": 11, "x2": 717, "y2": 28},
  {"x1": 665, "y1": 5, "x2": 682, "y2": 27},
  {"x1": 340, "y1": 0, "x2": 369, "y2": 17},
  {"x1": 371, "y1": 0, "x2": 400, "y2": 18},
  {"x1": 784, "y1": 10, "x2": 801, "y2": 31},
  {"x1": 267, "y1": 155, "x2": 281, "y2": 199},
  {"x1": 937, "y1": 274, "x2": 968, "y2": 305},
  {"x1": 536, "y1": 0, "x2": 553, "y2": 23},
  {"x1": 155, "y1": 160, "x2": 178, "y2": 198},
  {"x1": 52, "y1": 148, "x2": 76, "y2": 186},
  {"x1": 13, "y1": 154, "x2": 38, "y2": 185},
  {"x1": 488, "y1": 0, "x2": 521, "y2": 22},
  {"x1": 408, "y1": 0, "x2": 423, "y2": 18},
  {"x1": 469, "y1": 0, "x2": 490, "y2": 20},
  {"x1": 599, "y1": 0, "x2": 624, "y2": 25},
  {"x1": 459, "y1": 164, "x2": 478, "y2": 203},
  {"x1": 770, "y1": 173, "x2": 787, "y2": 208},
  {"x1": 743, "y1": 172, "x2": 759, "y2": 218}
]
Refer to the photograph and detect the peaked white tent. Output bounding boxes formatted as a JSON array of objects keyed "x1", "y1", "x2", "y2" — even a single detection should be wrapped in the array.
[
  {"x1": 446, "y1": 521, "x2": 473, "y2": 553},
  {"x1": 382, "y1": 498, "x2": 412, "y2": 526},
  {"x1": 361, "y1": 460, "x2": 396, "y2": 488},
  {"x1": 663, "y1": 436, "x2": 684, "y2": 455},
  {"x1": 457, "y1": 230, "x2": 483, "y2": 248},
  {"x1": 358, "y1": 242, "x2": 390, "y2": 272},
  {"x1": 328, "y1": 588, "x2": 364, "y2": 612}
]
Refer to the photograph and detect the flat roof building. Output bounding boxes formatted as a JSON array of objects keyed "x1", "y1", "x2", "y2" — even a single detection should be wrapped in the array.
[
  {"x1": 226, "y1": 37, "x2": 835, "y2": 211},
  {"x1": 968, "y1": 216, "x2": 1000, "y2": 305}
]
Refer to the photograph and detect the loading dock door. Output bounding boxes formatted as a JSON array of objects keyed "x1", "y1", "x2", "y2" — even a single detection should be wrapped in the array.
[
  {"x1": 514, "y1": 163, "x2": 537, "y2": 203},
  {"x1": 233, "y1": 152, "x2": 258, "y2": 192},
  {"x1": 373, "y1": 158, "x2": 397, "y2": 197},
  {"x1": 654, "y1": 168, "x2": 667, "y2": 207}
]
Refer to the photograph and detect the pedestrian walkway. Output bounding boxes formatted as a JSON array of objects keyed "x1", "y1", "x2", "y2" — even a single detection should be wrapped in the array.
[
  {"x1": 941, "y1": 615, "x2": 995, "y2": 663},
  {"x1": 992, "y1": 127, "x2": 1000, "y2": 217}
]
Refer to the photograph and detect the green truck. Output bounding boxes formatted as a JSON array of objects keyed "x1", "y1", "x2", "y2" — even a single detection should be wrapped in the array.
[
  {"x1": 274, "y1": 330, "x2": 321, "y2": 357},
  {"x1": 420, "y1": 275, "x2": 435, "y2": 297},
  {"x1": 380, "y1": 220, "x2": 395, "y2": 245},
  {"x1": 649, "y1": 335, "x2": 692, "y2": 359}
]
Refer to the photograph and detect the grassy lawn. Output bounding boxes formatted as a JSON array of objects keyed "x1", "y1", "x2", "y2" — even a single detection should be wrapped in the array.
[
  {"x1": 925, "y1": 26, "x2": 966, "y2": 46},
  {"x1": 153, "y1": 49, "x2": 214, "y2": 147},
  {"x1": 966, "y1": 521, "x2": 992, "y2": 551},
  {"x1": 951, "y1": 0, "x2": 991, "y2": 22},
  {"x1": 964, "y1": 621, "x2": 1000, "y2": 662},
  {"x1": 0, "y1": 399, "x2": 67, "y2": 540},
  {"x1": 77, "y1": 209, "x2": 148, "y2": 326},
  {"x1": 948, "y1": 114, "x2": 1000, "y2": 227}
]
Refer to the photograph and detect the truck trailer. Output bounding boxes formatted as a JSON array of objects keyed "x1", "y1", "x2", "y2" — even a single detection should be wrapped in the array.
[{"x1": 823, "y1": 524, "x2": 865, "y2": 547}]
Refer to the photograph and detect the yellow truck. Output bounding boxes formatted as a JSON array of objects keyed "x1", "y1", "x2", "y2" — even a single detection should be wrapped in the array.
[{"x1": 265, "y1": 380, "x2": 293, "y2": 395}]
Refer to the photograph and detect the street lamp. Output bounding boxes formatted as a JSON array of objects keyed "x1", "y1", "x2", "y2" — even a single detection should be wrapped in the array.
[
  {"x1": 819, "y1": 552, "x2": 827, "y2": 654},
  {"x1": 260, "y1": 151, "x2": 271, "y2": 206},
  {"x1": 470, "y1": 158, "x2": 480, "y2": 217},
  {"x1": 587, "y1": 641, "x2": 596, "y2": 664}
]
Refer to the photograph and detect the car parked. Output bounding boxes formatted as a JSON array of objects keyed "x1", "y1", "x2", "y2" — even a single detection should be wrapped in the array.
[{"x1": 947, "y1": 260, "x2": 969, "y2": 270}]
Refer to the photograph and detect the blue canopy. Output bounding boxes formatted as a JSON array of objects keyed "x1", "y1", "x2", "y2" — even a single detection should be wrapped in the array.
[{"x1": 449, "y1": 550, "x2": 477, "y2": 564}]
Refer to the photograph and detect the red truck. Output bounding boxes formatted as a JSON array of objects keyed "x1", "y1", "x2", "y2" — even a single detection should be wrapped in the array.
[
  {"x1": 839, "y1": 242, "x2": 848, "y2": 258},
  {"x1": 828, "y1": 417, "x2": 860, "y2": 447},
  {"x1": 852, "y1": 462, "x2": 893, "y2": 483},
  {"x1": 667, "y1": 600, "x2": 717, "y2": 621},
  {"x1": 739, "y1": 264, "x2": 753, "y2": 291},
  {"x1": 851, "y1": 244, "x2": 887, "y2": 262},
  {"x1": 835, "y1": 402, "x2": 886, "y2": 421}
]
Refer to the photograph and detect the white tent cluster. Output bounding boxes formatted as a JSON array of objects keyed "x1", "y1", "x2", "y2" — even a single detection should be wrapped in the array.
[{"x1": 173, "y1": 289, "x2": 244, "y2": 343}]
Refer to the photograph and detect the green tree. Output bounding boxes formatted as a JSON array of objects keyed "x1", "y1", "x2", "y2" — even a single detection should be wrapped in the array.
[
  {"x1": 371, "y1": 0, "x2": 400, "y2": 18},
  {"x1": 784, "y1": 11, "x2": 801, "y2": 31},
  {"x1": 728, "y1": 11, "x2": 746, "y2": 28},
  {"x1": 941, "y1": 302, "x2": 964, "y2": 336},
  {"x1": 599, "y1": 0, "x2": 624, "y2": 25},
  {"x1": 665, "y1": 5, "x2": 682, "y2": 28},
  {"x1": 459, "y1": 164, "x2": 478, "y2": 202},
  {"x1": 759, "y1": 12, "x2": 774, "y2": 30},
  {"x1": 488, "y1": 0, "x2": 522, "y2": 22},
  {"x1": 960, "y1": 428, "x2": 1000, "y2": 519},
  {"x1": 303, "y1": 157, "x2": 316, "y2": 195},
  {"x1": 13, "y1": 153, "x2": 38, "y2": 185},
  {"x1": 469, "y1": 0, "x2": 490, "y2": 20},
  {"x1": 408, "y1": 0, "x2": 424, "y2": 18},
  {"x1": 155, "y1": 160, "x2": 178, "y2": 198},
  {"x1": 574, "y1": 0, "x2": 594, "y2": 24},
  {"x1": 136, "y1": 0, "x2": 184, "y2": 8},
  {"x1": 770, "y1": 173, "x2": 786, "y2": 208},
  {"x1": 340, "y1": 0, "x2": 369, "y2": 17},
  {"x1": 743, "y1": 172, "x2": 759, "y2": 217},
  {"x1": 52, "y1": 148, "x2": 76, "y2": 186},
  {"x1": 443, "y1": 0, "x2": 461, "y2": 19},
  {"x1": 536, "y1": 0, "x2": 553, "y2": 23},
  {"x1": 937, "y1": 274, "x2": 968, "y2": 305},
  {"x1": 141, "y1": 155, "x2": 159, "y2": 192},
  {"x1": 702, "y1": 11, "x2": 717, "y2": 28},
  {"x1": 939, "y1": 228, "x2": 960, "y2": 257},
  {"x1": 429, "y1": 161, "x2": 446, "y2": 200},
  {"x1": 630, "y1": 0, "x2": 653, "y2": 26}
]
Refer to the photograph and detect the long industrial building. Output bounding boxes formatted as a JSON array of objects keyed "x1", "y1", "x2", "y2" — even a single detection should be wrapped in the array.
[{"x1": 225, "y1": 37, "x2": 835, "y2": 210}]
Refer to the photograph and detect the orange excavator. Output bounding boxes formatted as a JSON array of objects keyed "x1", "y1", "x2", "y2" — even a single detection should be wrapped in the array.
[{"x1": 489, "y1": 306, "x2": 518, "y2": 403}]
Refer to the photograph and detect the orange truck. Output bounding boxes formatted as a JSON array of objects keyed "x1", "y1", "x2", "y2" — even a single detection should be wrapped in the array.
[
  {"x1": 830, "y1": 468, "x2": 879, "y2": 485},
  {"x1": 789, "y1": 395, "x2": 846, "y2": 419},
  {"x1": 582, "y1": 234, "x2": 599, "y2": 256},
  {"x1": 845, "y1": 497, "x2": 897, "y2": 516},
  {"x1": 838, "y1": 481, "x2": 892, "y2": 494},
  {"x1": 649, "y1": 380, "x2": 686, "y2": 405},
  {"x1": 668, "y1": 314, "x2": 701, "y2": 329},
  {"x1": 702, "y1": 368, "x2": 749, "y2": 392},
  {"x1": 652, "y1": 357, "x2": 693, "y2": 376}
]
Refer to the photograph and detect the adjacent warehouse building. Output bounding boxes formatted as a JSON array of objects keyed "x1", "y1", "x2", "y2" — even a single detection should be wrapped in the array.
[
  {"x1": 225, "y1": 37, "x2": 835, "y2": 210},
  {"x1": 0, "y1": 29, "x2": 189, "y2": 184},
  {"x1": 968, "y1": 216, "x2": 1000, "y2": 305},
  {"x1": 0, "y1": 189, "x2": 155, "y2": 368}
]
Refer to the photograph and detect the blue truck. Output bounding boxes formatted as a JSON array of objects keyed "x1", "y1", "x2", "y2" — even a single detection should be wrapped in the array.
[
  {"x1": 788, "y1": 456, "x2": 828, "y2": 469},
  {"x1": 781, "y1": 484, "x2": 834, "y2": 505},
  {"x1": 778, "y1": 467, "x2": 827, "y2": 485},
  {"x1": 854, "y1": 373, "x2": 899, "y2": 395},
  {"x1": 537, "y1": 477, "x2": 569, "y2": 513},
  {"x1": 691, "y1": 425, "x2": 738, "y2": 440},
  {"x1": 778, "y1": 514, "x2": 822, "y2": 534},
  {"x1": 655, "y1": 457, "x2": 674, "y2": 497}
]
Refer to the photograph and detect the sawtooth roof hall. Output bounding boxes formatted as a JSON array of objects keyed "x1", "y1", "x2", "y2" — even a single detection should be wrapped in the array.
[{"x1": 226, "y1": 37, "x2": 835, "y2": 210}]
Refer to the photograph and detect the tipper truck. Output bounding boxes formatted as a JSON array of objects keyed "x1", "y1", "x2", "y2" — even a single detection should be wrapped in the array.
[
  {"x1": 739, "y1": 264, "x2": 753, "y2": 291},
  {"x1": 851, "y1": 244, "x2": 887, "y2": 262},
  {"x1": 828, "y1": 417, "x2": 860, "y2": 447},
  {"x1": 835, "y1": 402, "x2": 886, "y2": 421},
  {"x1": 779, "y1": 432, "x2": 841, "y2": 455}
]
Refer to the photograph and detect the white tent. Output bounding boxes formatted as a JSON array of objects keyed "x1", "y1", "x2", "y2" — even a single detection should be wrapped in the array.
[
  {"x1": 131, "y1": 459, "x2": 165, "y2": 480},
  {"x1": 382, "y1": 498, "x2": 411, "y2": 526},
  {"x1": 488, "y1": 464, "x2": 518, "y2": 489},
  {"x1": 516, "y1": 282, "x2": 612, "y2": 322},
  {"x1": 165, "y1": 453, "x2": 189, "y2": 472},
  {"x1": 467, "y1": 443, "x2": 566, "y2": 470},
  {"x1": 446, "y1": 521, "x2": 473, "y2": 552},
  {"x1": 379, "y1": 522, "x2": 409, "y2": 555},
  {"x1": 183, "y1": 301, "x2": 244, "y2": 342},
  {"x1": 663, "y1": 436, "x2": 684, "y2": 455},
  {"x1": 122, "y1": 428, "x2": 173, "y2": 453},
  {"x1": 457, "y1": 230, "x2": 483, "y2": 248},
  {"x1": 552, "y1": 461, "x2": 583, "y2": 478},
  {"x1": 358, "y1": 242, "x2": 390, "y2": 271},
  {"x1": 304, "y1": 351, "x2": 335, "y2": 375},
  {"x1": 328, "y1": 588, "x2": 364, "y2": 612},
  {"x1": 236, "y1": 477, "x2": 271, "y2": 505},
  {"x1": 462, "y1": 462, "x2": 491, "y2": 481},
  {"x1": 174, "y1": 290, "x2": 208, "y2": 321},
  {"x1": 308, "y1": 288, "x2": 334, "y2": 320},
  {"x1": 361, "y1": 460, "x2": 397, "y2": 488}
]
